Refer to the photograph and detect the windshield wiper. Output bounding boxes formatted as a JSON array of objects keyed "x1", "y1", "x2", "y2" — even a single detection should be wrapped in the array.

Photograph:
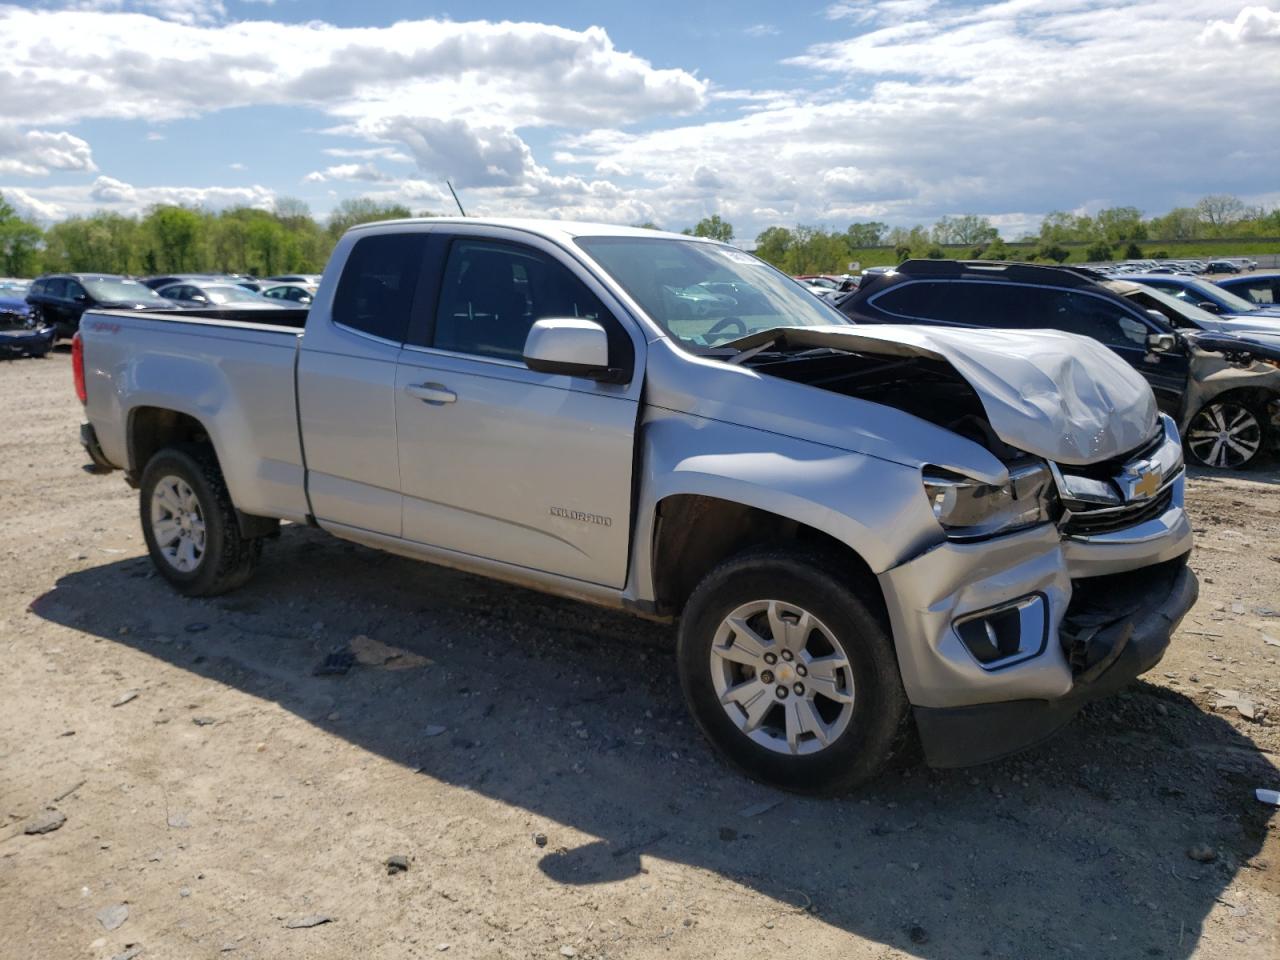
[{"x1": 726, "y1": 338, "x2": 777, "y2": 365}]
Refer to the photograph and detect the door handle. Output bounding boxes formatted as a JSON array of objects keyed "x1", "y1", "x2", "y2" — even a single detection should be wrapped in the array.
[{"x1": 405, "y1": 382, "x2": 457, "y2": 405}]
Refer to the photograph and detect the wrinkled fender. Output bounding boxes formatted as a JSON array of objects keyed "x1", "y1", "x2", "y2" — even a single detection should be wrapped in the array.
[
  {"x1": 626, "y1": 408, "x2": 944, "y2": 606},
  {"x1": 1182, "y1": 344, "x2": 1280, "y2": 430}
]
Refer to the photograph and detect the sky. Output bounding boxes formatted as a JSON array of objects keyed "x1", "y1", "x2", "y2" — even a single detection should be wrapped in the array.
[{"x1": 1, "y1": 0, "x2": 1278, "y2": 240}]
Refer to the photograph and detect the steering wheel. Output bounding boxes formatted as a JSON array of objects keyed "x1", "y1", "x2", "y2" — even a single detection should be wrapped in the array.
[{"x1": 704, "y1": 316, "x2": 747, "y2": 343}]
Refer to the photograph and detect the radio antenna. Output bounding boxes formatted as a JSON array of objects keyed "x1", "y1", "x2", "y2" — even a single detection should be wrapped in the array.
[{"x1": 446, "y1": 180, "x2": 467, "y2": 217}]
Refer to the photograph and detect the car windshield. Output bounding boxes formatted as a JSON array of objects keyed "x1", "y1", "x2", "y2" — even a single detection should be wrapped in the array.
[
  {"x1": 84, "y1": 279, "x2": 163, "y2": 302},
  {"x1": 1117, "y1": 284, "x2": 1215, "y2": 329},
  {"x1": 204, "y1": 285, "x2": 263, "y2": 304},
  {"x1": 1182, "y1": 279, "x2": 1257, "y2": 313},
  {"x1": 575, "y1": 236, "x2": 849, "y2": 350}
]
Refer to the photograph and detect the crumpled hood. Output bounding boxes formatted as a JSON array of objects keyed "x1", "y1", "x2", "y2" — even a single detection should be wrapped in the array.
[{"x1": 731, "y1": 324, "x2": 1159, "y2": 465}]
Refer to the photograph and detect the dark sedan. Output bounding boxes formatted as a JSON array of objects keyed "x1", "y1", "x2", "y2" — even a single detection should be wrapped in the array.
[
  {"x1": 26, "y1": 274, "x2": 181, "y2": 340},
  {"x1": 1217, "y1": 273, "x2": 1280, "y2": 307}
]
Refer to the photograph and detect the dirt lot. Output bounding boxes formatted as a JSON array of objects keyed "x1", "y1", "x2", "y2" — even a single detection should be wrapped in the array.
[{"x1": 2, "y1": 352, "x2": 1277, "y2": 960}]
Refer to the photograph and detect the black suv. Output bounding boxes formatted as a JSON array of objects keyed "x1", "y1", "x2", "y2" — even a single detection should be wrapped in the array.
[
  {"x1": 838, "y1": 260, "x2": 1280, "y2": 469},
  {"x1": 26, "y1": 274, "x2": 180, "y2": 341}
]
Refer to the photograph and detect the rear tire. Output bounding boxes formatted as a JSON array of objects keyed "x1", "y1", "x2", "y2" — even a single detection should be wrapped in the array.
[
  {"x1": 677, "y1": 549, "x2": 910, "y2": 794},
  {"x1": 139, "y1": 444, "x2": 262, "y2": 597}
]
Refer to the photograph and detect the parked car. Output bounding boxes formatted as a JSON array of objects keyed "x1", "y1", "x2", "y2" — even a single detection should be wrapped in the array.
[
  {"x1": 263, "y1": 273, "x2": 322, "y2": 285},
  {"x1": 261, "y1": 283, "x2": 318, "y2": 306},
  {"x1": 1, "y1": 284, "x2": 53, "y2": 358},
  {"x1": 1126, "y1": 274, "x2": 1280, "y2": 319},
  {"x1": 27, "y1": 274, "x2": 180, "y2": 340},
  {"x1": 1217, "y1": 272, "x2": 1280, "y2": 306},
  {"x1": 145, "y1": 274, "x2": 262, "y2": 293},
  {"x1": 156, "y1": 281, "x2": 289, "y2": 310},
  {"x1": 74, "y1": 219, "x2": 1197, "y2": 791},
  {"x1": 838, "y1": 259, "x2": 1280, "y2": 469}
]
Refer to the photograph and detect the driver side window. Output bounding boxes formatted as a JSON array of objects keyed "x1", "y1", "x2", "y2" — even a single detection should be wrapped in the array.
[{"x1": 432, "y1": 239, "x2": 631, "y2": 368}]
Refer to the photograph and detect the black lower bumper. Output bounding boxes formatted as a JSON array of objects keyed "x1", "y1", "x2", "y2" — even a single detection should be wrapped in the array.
[
  {"x1": 80, "y1": 422, "x2": 116, "y2": 472},
  {"x1": 914, "y1": 555, "x2": 1198, "y2": 768}
]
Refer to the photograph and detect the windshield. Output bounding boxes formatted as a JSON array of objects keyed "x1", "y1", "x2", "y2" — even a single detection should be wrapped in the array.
[
  {"x1": 575, "y1": 236, "x2": 849, "y2": 350},
  {"x1": 204, "y1": 285, "x2": 263, "y2": 304},
  {"x1": 1117, "y1": 284, "x2": 1216, "y2": 329},
  {"x1": 84, "y1": 279, "x2": 163, "y2": 302},
  {"x1": 1181, "y1": 279, "x2": 1257, "y2": 313}
]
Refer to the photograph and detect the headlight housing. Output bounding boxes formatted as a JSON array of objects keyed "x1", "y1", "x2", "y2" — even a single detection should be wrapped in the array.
[{"x1": 922, "y1": 461, "x2": 1055, "y2": 540}]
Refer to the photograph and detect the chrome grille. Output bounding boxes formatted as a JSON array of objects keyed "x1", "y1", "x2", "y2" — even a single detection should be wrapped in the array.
[{"x1": 1060, "y1": 482, "x2": 1176, "y2": 537}]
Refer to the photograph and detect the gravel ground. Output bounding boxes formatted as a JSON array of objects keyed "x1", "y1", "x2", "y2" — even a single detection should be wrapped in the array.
[{"x1": 1, "y1": 352, "x2": 1277, "y2": 960}]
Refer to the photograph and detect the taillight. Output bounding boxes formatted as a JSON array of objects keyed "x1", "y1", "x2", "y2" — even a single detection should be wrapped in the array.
[{"x1": 72, "y1": 332, "x2": 87, "y2": 404}]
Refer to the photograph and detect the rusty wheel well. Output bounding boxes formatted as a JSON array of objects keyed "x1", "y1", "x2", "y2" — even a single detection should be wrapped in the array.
[
  {"x1": 651, "y1": 494, "x2": 883, "y2": 618},
  {"x1": 127, "y1": 407, "x2": 211, "y2": 479}
]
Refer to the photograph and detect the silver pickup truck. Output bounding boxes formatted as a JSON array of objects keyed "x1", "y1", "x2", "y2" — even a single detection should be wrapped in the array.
[{"x1": 75, "y1": 218, "x2": 1198, "y2": 792}]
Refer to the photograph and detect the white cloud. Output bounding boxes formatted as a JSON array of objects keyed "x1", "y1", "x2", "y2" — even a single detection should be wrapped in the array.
[
  {"x1": 0, "y1": 126, "x2": 96, "y2": 176},
  {"x1": 302, "y1": 162, "x2": 393, "y2": 183},
  {"x1": 322, "y1": 145, "x2": 413, "y2": 163},
  {"x1": 1201, "y1": 4, "x2": 1280, "y2": 44},
  {"x1": 64, "y1": 1, "x2": 228, "y2": 26},
  {"x1": 12, "y1": 175, "x2": 276, "y2": 220},
  {"x1": 229, "y1": 161, "x2": 245, "y2": 170},
  {"x1": 0, "y1": 11, "x2": 705, "y2": 130},
  {"x1": 744, "y1": 23, "x2": 780, "y2": 37},
  {"x1": 1, "y1": 187, "x2": 65, "y2": 221},
  {"x1": 89, "y1": 175, "x2": 136, "y2": 202}
]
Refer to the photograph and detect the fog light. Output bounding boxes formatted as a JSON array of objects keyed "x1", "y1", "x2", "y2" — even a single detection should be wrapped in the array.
[{"x1": 954, "y1": 594, "x2": 1048, "y2": 669}]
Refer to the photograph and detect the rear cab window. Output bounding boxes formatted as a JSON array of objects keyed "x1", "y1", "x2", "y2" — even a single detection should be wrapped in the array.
[{"x1": 332, "y1": 233, "x2": 430, "y2": 343}]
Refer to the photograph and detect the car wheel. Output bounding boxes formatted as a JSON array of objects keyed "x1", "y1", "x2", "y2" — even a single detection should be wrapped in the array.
[
  {"x1": 1185, "y1": 400, "x2": 1268, "y2": 469},
  {"x1": 677, "y1": 549, "x2": 910, "y2": 794},
  {"x1": 139, "y1": 444, "x2": 262, "y2": 596}
]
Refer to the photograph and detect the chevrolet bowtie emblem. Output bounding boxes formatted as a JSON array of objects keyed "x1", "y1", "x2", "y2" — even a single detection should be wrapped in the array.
[{"x1": 1132, "y1": 468, "x2": 1161, "y2": 499}]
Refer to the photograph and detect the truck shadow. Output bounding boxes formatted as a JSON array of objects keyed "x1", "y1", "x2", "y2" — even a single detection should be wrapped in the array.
[{"x1": 32, "y1": 524, "x2": 1276, "y2": 959}]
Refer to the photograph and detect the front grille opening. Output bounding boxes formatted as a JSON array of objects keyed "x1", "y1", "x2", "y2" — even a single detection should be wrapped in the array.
[{"x1": 1061, "y1": 484, "x2": 1174, "y2": 537}]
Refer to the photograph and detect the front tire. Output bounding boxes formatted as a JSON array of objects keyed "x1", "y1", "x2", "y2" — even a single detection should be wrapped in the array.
[
  {"x1": 1185, "y1": 399, "x2": 1268, "y2": 469},
  {"x1": 139, "y1": 444, "x2": 262, "y2": 597},
  {"x1": 677, "y1": 549, "x2": 910, "y2": 794}
]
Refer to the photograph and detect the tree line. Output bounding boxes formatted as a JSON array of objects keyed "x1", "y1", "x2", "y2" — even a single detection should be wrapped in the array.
[
  {"x1": 1, "y1": 191, "x2": 1277, "y2": 280},
  {"x1": 679, "y1": 195, "x2": 1280, "y2": 273},
  {"x1": 0, "y1": 195, "x2": 425, "y2": 278}
]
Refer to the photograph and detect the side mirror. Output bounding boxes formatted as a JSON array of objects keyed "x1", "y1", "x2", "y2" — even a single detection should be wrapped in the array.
[
  {"x1": 1196, "y1": 301, "x2": 1222, "y2": 314},
  {"x1": 523, "y1": 318, "x2": 624, "y2": 382},
  {"x1": 1146, "y1": 332, "x2": 1177, "y2": 353},
  {"x1": 73, "y1": 293, "x2": 90, "y2": 303}
]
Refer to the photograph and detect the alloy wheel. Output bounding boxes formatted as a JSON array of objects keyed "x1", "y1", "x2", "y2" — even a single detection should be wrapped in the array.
[
  {"x1": 1187, "y1": 402, "x2": 1262, "y2": 469},
  {"x1": 709, "y1": 599, "x2": 855, "y2": 756}
]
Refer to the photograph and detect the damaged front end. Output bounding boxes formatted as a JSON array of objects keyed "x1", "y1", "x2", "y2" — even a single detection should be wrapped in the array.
[{"x1": 735, "y1": 326, "x2": 1199, "y2": 767}]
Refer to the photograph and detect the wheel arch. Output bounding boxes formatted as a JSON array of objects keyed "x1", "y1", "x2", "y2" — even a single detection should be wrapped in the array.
[
  {"x1": 128, "y1": 406, "x2": 278, "y2": 539},
  {"x1": 650, "y1": 493, "x2": 887, "y2": 621}
]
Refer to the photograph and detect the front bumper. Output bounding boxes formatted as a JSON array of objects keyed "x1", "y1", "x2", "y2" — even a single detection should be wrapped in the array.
[
  {"x1": 879, "y1": 413, "x2": 1198, "y2": 767},
  {"x1": 913, "y1": 557, "x2": 1196, "y2": 767}
]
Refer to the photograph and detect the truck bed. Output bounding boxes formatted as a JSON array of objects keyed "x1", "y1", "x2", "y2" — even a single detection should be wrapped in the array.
[
  {"x1": 79, "y1": 307, "x2": 311, "y2": 524},
  {"x1": 97, "y1": 306, "x2": 310, "y2": 330}
]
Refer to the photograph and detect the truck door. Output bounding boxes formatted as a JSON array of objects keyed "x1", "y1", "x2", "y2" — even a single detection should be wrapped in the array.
[
  {"x1": 394, "y1": 231, "x2": 642, "y2": 588},
  {"x1": 297, "y1": 230, "x2": 433, "y2": 537}
]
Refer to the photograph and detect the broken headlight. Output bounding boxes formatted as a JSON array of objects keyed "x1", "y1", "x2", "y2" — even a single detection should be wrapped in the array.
[{"x1": 922, "y1": 462, "x2": 1054, "y2": 540}]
